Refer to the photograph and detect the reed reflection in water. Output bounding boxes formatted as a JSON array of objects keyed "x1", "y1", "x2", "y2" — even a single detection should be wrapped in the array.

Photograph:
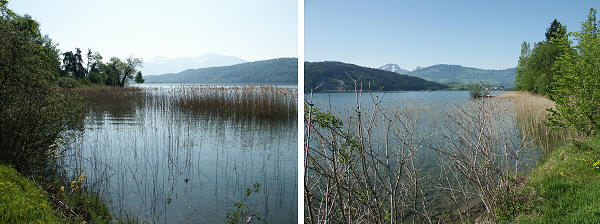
[{"x1": 66, "y1": 85, "x2": 298, "y2": 223}]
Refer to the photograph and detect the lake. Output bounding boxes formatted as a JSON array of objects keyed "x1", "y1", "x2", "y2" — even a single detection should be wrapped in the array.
[
  {"x1": 305, "y1": 90, "x2": 561, "y2": 222},
  {"x1": 65, "y1": 84, "x2": 298, "y2": 223}
]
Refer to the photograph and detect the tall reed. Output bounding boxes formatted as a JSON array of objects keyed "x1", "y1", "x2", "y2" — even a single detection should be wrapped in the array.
[
  {"x1": 500, "y1": 91, "x2": 576, "y2": 155},
  {"x1": 169, "y1": 85, "x2": 297, "y2": 120}
]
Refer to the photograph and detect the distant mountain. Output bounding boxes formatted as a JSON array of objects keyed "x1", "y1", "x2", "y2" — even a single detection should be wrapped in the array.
[
  {"x1": 142, "y1": 53, "x2": 246, "y2": 75},
  {"x1": 378, "y1": 63, "x2": 410, "y2": 74},
  {"x1": 399, "y1": 64, "x2": 516, "y2": 87},
  {"x1": 145, "y1": 58, "x2": 297, "y2": 84},
  {"x1": 305, "y1": 61, "x2": 447, "y2": 92}
]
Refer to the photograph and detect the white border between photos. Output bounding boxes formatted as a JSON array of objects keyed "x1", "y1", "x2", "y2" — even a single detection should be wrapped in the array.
[{"x1": 297, "y1": 0, "x2": 304, "y2": 222}]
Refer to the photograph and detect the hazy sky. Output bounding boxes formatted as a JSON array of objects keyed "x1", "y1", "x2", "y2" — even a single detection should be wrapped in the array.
[
  {"x1": 306, "y1": 0, "x2": 597, "y2": 70},
  {"x1": 9, "y1": 0, "x2": 297, "y2": 62}
]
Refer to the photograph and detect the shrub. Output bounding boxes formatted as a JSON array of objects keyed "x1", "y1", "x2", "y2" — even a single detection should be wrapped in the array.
[
  {"x1": 56, "y1": 77, "x2": 82, "y2": 88},
  {"x1": 0, "y1": 2, "x2": 85, "y2": 172}
]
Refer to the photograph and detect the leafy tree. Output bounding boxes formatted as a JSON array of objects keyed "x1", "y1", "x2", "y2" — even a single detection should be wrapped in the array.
[
  {"x1": 515, "y1": 19, "x2": 569, "y2": 95},
  {"x1": 548, "y1": 8, "x2": 600, "y2": 136},
  {"x1": 134, "y1": 71, "x2": 144, "y2": 84},
  {"x1": 514, "y1": 41, "x2": 532, "y2": 91},
  {"x1": 0, "y1": 0, "x2": 85, "y2": 172},
  {"x1": 105, "y1": 56, "x2": 143, "y2": 87},
  {"x1": 85, "y1": 50, "x2": 106, "y2": 85},
  {"x1": 85, "y1": 49, "x2": 103, "y2": 74}
]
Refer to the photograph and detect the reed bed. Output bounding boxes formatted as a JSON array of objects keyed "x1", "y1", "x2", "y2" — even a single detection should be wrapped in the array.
[
  {"x1": 75, "y1": 85, "x2": 297, "y2": 121},
  {"x1": 500, "y1": 91, "x2": 576, "y2": 155},
  {"x1": 167, "y1": 85, "x2": 297, "y2": 120},
  {"x1": 76, "y1": 86, "x2": 146, "y2": 100}
]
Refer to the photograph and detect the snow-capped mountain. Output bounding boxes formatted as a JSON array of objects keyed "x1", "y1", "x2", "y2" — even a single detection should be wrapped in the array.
[{"x1": 378, "y1": 64, "x2": 411, "y2": 74}]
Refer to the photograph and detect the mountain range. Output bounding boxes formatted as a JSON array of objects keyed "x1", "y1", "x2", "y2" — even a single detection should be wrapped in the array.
[
  {"x1": 144, "y1": 58, "x2": 297, "y2": 84},
  {"x1": 142, "y1": 53, "x2": 246, "y2": 75},
  {"x1": 305, "y1": 61, "x2": 447, "y2": 92},
  {"x1": 378, "y1": 63, "x2": 516, "y2": 87}
]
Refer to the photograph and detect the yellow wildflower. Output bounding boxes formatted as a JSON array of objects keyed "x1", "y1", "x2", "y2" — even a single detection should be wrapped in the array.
[{"x1": 60, "y1": 186, "x2": 64, "y2": 192}]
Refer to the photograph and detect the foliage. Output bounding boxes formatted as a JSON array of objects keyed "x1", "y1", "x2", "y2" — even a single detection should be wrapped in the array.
[
  {"x1": 0, "y1": 2, "x2": 85, "y2": 172},
  {"x1": 0, "y1": 164, "x2": 62, "y2": 223},
  {"x1": 226, "y1": 182, "x2": 264, "y2": 224},
  {"x1": 145, "y1": 57, "x2": 297, "y2": 84},
  {"x1": 134, "y1": 71, "x2": 144, "y2": 84},
  {"x1": 304, "y1": 61, "x2": 447, "y2": 92},
  {"x1": 546, "y1": 19, "x2": 568, "y2": 41},
  {"x1": 62, "y1": 48, "x2": 86, "y2": 78},
  {"x1": 547, "y1": 8, "x2": 600, "y2": 136},
  {"x1": 56, "y1": 77, "x2": 82, "y2": 88},
  {"x1": 104, "y1": 57, "x2": 143, "y2": 87},
  {"x1": 515, "y1": 19, "x2": 568, "y2": 95},
  {"x1": 469, "y1": 84, "x2": 491, "y2": 98}
]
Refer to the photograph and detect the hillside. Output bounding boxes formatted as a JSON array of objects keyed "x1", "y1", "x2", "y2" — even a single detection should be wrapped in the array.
[
  {"x1": 407, "y1": 64, "x2": 516, "y2": 87},
  {"x1": 145, "y1": 58, "x2": 297, "y2": 84},
  {"x1": 378, "y1": 64, "x2": 517, "y2": 87},
  {"x1": 305, "y1": 61, "x2": 447, "y2": 92}
]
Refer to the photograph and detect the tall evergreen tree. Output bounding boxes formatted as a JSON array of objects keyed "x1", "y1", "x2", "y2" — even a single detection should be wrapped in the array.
[{"x1": 545, "y1": 19, "x2": 567, "y2": 41}]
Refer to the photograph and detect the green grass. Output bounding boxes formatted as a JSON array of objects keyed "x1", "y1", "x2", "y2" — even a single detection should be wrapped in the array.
[
  {"x1": 500, "y1": 135, "x2": 600, "y2": 223},
  {"x1": 0, "y1": 164, "x2": 62, "y2": 223}
]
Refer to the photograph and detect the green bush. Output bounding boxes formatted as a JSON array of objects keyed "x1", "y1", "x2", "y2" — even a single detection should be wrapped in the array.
[
  {"x1": 0, "y1": 1, "x2": 85, "y2": 172},
  {"x1": 548, "y1": 9, "x2": 600, "y2": 136},
  {"x1": 56, "y1": 77, "x2": 82, "y2": 88}
]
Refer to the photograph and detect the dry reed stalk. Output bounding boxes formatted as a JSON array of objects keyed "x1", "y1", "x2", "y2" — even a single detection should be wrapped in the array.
[{"x1": 499, "y1": 91, "x2": 575, "y2": 154}]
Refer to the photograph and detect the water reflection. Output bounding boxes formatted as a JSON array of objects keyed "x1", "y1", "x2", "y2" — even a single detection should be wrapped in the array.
[
  {"x1": 307, "y1": 91, "x2": 549, "y2": 221},
  {"x1": 67, "y1": 86, "x2": 297, "y2": 223}
]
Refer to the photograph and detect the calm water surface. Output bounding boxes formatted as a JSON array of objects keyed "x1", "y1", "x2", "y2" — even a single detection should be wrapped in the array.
[
  {"x1": 67, "y1": 84, "x2": 297, "y2": 223},
  {"x1": 307, "y1": 91, "x2": 545, "y2": 218}
]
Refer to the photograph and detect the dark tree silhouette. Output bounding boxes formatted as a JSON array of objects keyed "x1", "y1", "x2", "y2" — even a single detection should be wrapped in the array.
[
  {"x1": 62, "y1": 48, "x2": 86, "y2": 78},
  {"x1": 545, "y1": 19, "x2": 567, "y2": 41}
]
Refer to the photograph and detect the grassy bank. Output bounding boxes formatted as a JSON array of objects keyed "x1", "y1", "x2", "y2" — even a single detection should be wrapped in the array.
[
  {"x1": 0, "y1": 164, "x2": 141, "y2": 223},
  {"x1": 499, "y1": 135, "x2": 600, "y2": 223},
  {"x1": 0, "y1": 164, "x2": 62, "y2": 223},
  {"x1": 496, "y1": 91, "x2": 600, "y2": 222}
]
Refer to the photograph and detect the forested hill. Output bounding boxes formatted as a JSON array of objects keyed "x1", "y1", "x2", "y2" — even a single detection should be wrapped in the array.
[
  {"x1": 404, "y1": 64, "x2": 516, "y2": 87},
  {"x1": 145, "y1": 58, "x2": 297, "y2": 84},
  {"x1": 305, "y1": 61, "x2": 447, "y2": 92}
]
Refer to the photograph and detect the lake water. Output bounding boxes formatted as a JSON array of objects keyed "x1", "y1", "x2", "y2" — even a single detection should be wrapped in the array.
[
  {"x1": 66, "y1": 84, "x2": 298, "y2": 223},
  {"x1": 306, "y1": 91, "x2": 546, "y2": 221}
]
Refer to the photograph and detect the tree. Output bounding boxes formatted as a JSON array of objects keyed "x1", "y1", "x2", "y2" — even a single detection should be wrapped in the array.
[
  {"x1": 514, "y1": 41, "x2": 532, "y2": 91},
  {"x1": 105, "y1": 56, "x2": 143, "y2": 87},
  {"x1": 85, "y1": 49, "x2": 105, "y2": 85},
  {"x1": 134, "y1": 71, "x2": 144, "y2": 84},
  {"x1": 62, "y1": 48, "x2": 86, "y2": 78},
  {"x1": 0, "y1": 0, "x2": 85, "y2": 171},
  {"x1": 548, "y1": 8, "x2": 600, "y2": 136},
  {"x1": 545, "y1": 19, "x2": 567, "y2": 41},
  {"x1": 515, "y1": 19, "x2": 569, "y2": 95}
]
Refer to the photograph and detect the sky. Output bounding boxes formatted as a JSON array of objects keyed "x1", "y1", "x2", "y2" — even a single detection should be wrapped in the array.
[
  {"x1": 9, "y1": 0, "x2": 297, "y2": 62},
  {"x1": 305, "y1": 0, "x2": 598, "y2": 70}
]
